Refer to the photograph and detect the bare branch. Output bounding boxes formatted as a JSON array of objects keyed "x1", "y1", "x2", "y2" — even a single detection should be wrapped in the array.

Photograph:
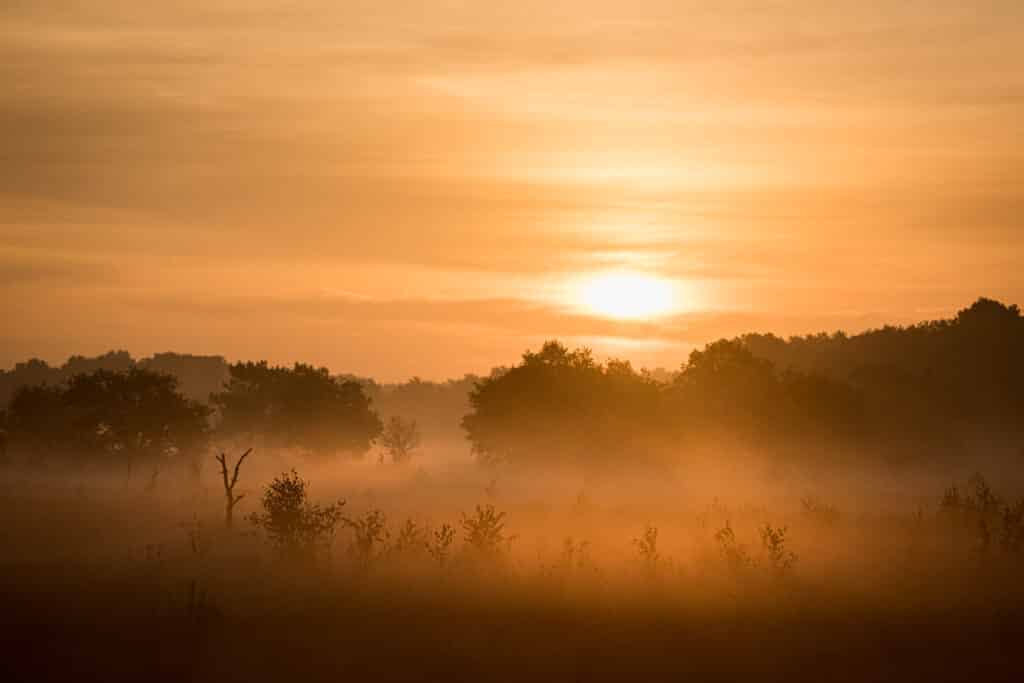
[
  {"x1": 230, "y1": 447, "x2": 252, "y2": 489},
  {"x1": 215, "y1": 448, "x2": 253, "y2": 528},
  {"x1": 215, "y1": 452, "x2": 230, "y2": 492}
]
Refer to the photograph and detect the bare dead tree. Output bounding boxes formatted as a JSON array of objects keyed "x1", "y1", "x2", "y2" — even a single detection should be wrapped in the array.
[{"x1": 214, "y1": 448, "x2": 252, "y2": 528}]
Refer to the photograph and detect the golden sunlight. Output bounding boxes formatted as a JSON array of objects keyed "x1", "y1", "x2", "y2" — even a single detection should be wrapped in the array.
[{"x1": 575, "y1": 272, "x2": 677, "y2": 320}]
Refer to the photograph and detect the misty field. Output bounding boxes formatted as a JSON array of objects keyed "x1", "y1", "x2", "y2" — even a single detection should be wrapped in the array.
[
  {"x1": 6, "y1": 0, "x2": 1023, "y2": 677},
  {"x1": 2, "y1": 301, "x2": 1022, "y2": 680},
  {"x1": 3, "y1": 455, "x2": 1024, "y2": 682}
]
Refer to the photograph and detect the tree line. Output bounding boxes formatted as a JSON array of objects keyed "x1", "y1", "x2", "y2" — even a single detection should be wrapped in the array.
[
  {"x1": 1, "y1": 298, "x2": 1021, "y2": 471},
  {"x1": 464, "y1": 298, "x2": 1024, "y2": 467}
]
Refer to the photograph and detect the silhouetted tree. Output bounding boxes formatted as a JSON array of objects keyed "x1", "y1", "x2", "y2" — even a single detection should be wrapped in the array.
[
  {"x1": 139, "y1": 353, "x2": 230, "y2": 403},
  {"x1": 0, "y1": 359, "x2": 63, "y2": 409},
  {"x1": 379, "y1": 416, "x2": 421, "y2": 464},
  {"x1": 669, "y1": 339, "x2": 784, "y2": 436},
  {"x1": 1, "y1": 350, "x2": 229, "y2": 409},
  {"x1": 4, "y1": 384, "x2": 67, "y2": 459},
  {"x1": 462, "y1": 341, "x2": 665, "y2": 467},
  {"x1": 0, "y1": 352, "x2": 136, "y2": 408},
  {"x1": 5, "y1": 368, "x2": 210, "y2": 474},
  {"x1": 780, "y1": 369, "x2": 865, "y2": 438},
  {"x1": 212, "y1": 362, "x2": 382, "y2": 458},
  {"x1": 63, "y1": 350, "x2": 134, "y2": 376},
  {"x1": 740, "y1": 297, "x2": 1024, "y2": 448}
]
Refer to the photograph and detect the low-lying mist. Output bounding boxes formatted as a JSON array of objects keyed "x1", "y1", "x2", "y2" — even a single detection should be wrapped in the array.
[{"x1": 4, "y1": 444, "x2": 1024, "y2": 681}]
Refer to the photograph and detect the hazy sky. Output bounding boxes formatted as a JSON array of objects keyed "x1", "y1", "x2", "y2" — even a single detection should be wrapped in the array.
[{"x1": 2, "y1": 1, "x2": 1022, "y2": 379}]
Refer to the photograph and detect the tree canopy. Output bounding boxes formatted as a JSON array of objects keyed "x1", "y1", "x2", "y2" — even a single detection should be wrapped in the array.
[
  {"x1": 742, "y1": 297, "x2": 1024, "y2": 432},
  {"x1": 4, "y1": 368, "x2": 210, "y2": 469},
  {"x1": 462, "y1": 341, "x2": 665, "y2": 467},
  {"x1": 0, "y1": 351, "x2": 228, "y2": 407},
  {"x1": 461, "y1": 299, "x2": 1024, "y2": 468},
  {"x1": 212, "y1": 361, "x2": 382, "y2": 457}
]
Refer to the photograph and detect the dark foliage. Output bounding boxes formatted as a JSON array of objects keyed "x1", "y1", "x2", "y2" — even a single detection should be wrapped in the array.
[
  {"x1": 249, "y1": 469, "x2": 345, "y2": 558},
  {"x1": 462, "y1": 299, "x2": 1024, "y2": 466},
  {"x1": 0, "y1": 351, "x2": 228, "y2": 407},
  {"x1": 2, "y1": 297, "x2": 1021, "y2": 469},
  {"x1": 212, "y1": 362, "x2": 382, "y2": 458},
  {"x1": 462, "y1": 341, "x2": 665, "y2": 466},
  {"x1": 742, "y1": 298, "x2": 1024, "y2": 433},
  {"x1": 4, "y1": 368, "x2": 210, "y2": 471}
]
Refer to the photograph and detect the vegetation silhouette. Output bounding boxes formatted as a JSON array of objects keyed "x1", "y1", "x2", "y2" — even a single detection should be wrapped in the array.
[
  {"x1": 378, "y1": 415, "x2": 421, "y2": 464},
  {"x1": 0, "y1": 351, "x2": 228, "y2": 406},
  {"x1": 462, "y1": 298, "x2": 1024, "y2": 467},
  {"x1": 462, "y1": 341, "x2": 664, "y2": 467},
  {"x1": 212, "y1": 361, "x2": 382, "y2": 458},
  {"x1": 4, "y1": 367, "x2": 209, "y2": 477},
  {"x1": 248, "y1": 469, "x2": 345, "y2": 560},
  {"x1": 0, "y1": 297, "x2": 1021, "y2": 474},
  {"x1": 742, "y1": 298, "x2": 1024, "y2": 433}
]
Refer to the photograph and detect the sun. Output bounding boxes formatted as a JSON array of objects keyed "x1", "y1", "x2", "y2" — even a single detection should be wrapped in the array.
[{"x1": 575, "y1": 272, "x2": 677, "y2": 320}]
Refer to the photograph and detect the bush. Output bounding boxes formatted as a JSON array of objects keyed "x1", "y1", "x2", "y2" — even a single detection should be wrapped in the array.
[
  {"x1": 714, "y1": 521, "x2": 753, "y2": 572},
  {"x1": 390, "y1": 518, "x2": 427, "y2": 558},
  {"x1": 248, "y1": 470, "x2": 345, "y2": 560},
  {"x1": 461, "y1": 504, "x2": 512, "y2": 559},
  {"x1": 759, "y1": 524, "x2": 797, "y2": 576},
  {"x1": 940, "y1": 473, "x2": 1024, "y2": 556},
  {"x1": 426, "y1": 523, "x2": 456, "y2": 567},
  {"x1": 343, "y1": 509, "x2": 390, "y2": 564}
]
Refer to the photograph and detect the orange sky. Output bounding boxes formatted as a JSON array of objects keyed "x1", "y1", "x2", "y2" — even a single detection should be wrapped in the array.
[{"x1": 2, "y1": 1, "x2": 1022, "y2": 380}]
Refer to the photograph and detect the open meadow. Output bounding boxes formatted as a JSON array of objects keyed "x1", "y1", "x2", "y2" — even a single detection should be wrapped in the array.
[{"x1": 4, "y1": 452, "x2": 1024, "y2": 682}]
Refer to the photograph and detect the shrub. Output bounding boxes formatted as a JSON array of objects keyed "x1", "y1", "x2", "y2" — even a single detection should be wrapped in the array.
[
  {"x1": 248, "y1": 470, "x2": 345, "y2": 560},
  {"x1": 343, "y1": 509, "x2": 390, "y2": 564},
  {"x1": 714, "y1": 521, "x2": 753, "y2": 572},
  {"x1": 937, "y1": 473, "x2": 1024, "y2": 557},
  {"x1": 390, "y1": 518, "x2": 427, "y2": 558},
  {"x1": 759, "y1": 524, "x2": 797, "y2": 576},
  {"x1": 427, "y1": 523, "x2": 457, "y2": 567},
  {"x1": 461, "y1": 504, "x2": 512, "y2": 559}
]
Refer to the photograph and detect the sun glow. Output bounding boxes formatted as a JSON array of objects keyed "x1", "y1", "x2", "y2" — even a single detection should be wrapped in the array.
[{"x1": 574, "y1": 272, "x2": 678, "y2": 320}]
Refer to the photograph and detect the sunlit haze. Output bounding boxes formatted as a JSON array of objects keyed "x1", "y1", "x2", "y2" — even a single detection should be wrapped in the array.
[
  {"x1": 2, "y1": 1, "x2": 1022, "y2": 379},
  {"x1": 574, "y1": 272, "x2": 679, "y2": 320}
]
